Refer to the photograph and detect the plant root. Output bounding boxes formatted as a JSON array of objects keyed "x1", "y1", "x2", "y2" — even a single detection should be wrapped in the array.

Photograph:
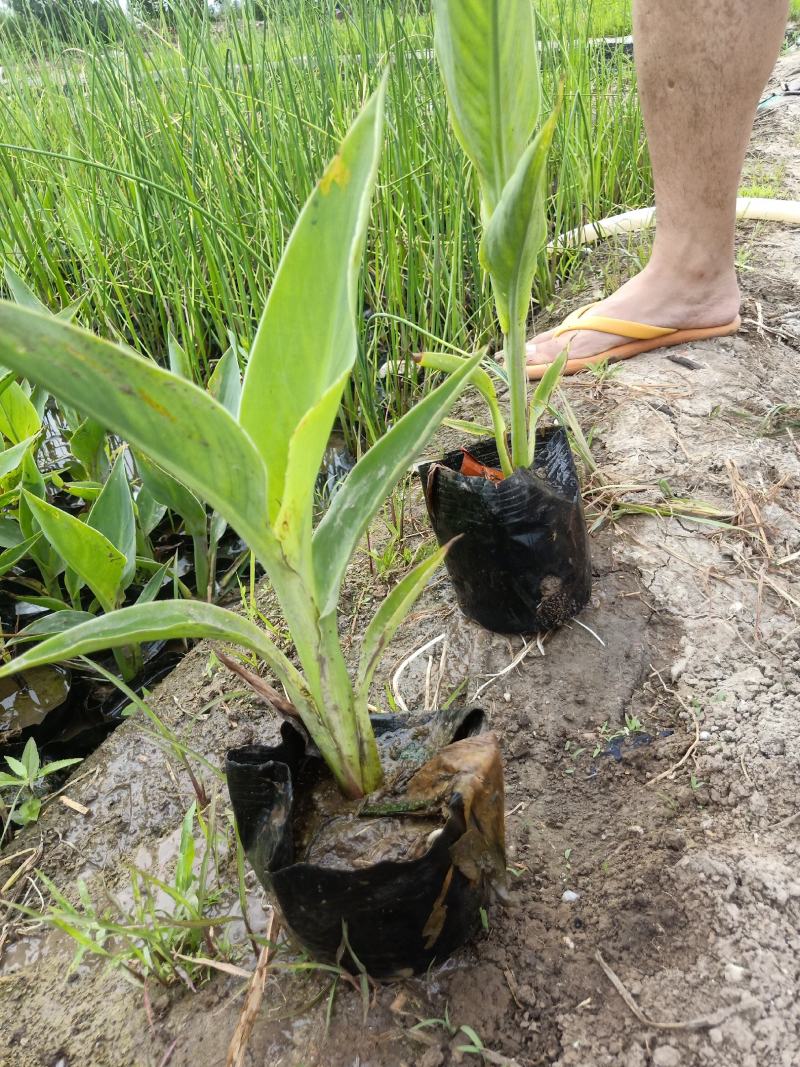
[{"x1": 595, "y1": 950, "x2": 738, "y2": 1032}]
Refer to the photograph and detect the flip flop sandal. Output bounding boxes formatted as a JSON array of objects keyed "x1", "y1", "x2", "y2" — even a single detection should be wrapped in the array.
[{"x1": 525, "y1": 302, "x2": 741, "y2": 381}]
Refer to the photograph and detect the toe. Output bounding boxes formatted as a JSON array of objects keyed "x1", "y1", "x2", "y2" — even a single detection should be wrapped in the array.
[{"x1": 525, "y1": 332, "x2": 570, "y2": 366}]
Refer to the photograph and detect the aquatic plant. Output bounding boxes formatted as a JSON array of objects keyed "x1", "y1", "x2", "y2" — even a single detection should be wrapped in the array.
[{"x1": 0, "y1": 81, "x2": 480, "y2": 798}]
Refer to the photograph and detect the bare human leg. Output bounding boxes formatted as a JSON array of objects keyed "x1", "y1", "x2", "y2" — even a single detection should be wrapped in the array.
[{"x1": 526, "y1": 0, "x2": 789, "y2": 370}]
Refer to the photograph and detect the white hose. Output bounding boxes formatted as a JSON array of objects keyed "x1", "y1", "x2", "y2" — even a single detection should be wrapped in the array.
[{"x1": 550, "y1": 196, "x2": 800, "y2": 250}]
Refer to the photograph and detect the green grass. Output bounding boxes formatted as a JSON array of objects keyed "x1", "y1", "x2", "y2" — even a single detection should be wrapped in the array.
[{"x1": 0, "y1": 0, "x2": 651, "y2": 445}]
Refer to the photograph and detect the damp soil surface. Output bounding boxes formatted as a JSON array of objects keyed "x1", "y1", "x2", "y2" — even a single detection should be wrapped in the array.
[{"x1": 1, "y1": 55, "x2": 799, "y2": 1067}]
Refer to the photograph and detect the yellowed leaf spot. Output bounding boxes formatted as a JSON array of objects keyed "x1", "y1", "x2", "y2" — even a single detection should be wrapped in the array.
[{"x1": 319, "y1": 155, "x2": 350, "y2": 195}]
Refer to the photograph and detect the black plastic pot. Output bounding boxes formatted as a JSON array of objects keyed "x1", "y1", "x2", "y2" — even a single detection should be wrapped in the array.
[
  {"x1": 418, "y1": 427, "x2": 591, "y2": 634},
  {"x1": 226, "y1": 706, "x2": 505, "y2": 978}
]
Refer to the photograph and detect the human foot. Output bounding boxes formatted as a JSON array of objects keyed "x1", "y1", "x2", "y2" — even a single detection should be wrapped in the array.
[{"x1": 525, "y1": 263, "x2": 741, "y2": 370}]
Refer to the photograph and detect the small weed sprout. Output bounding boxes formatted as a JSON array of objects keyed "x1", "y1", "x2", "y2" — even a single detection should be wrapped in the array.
[{"x1": 0, "y1": 738, "x2": 81, "y2": 844}]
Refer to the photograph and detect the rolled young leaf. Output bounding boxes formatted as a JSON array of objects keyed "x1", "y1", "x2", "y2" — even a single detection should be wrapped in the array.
[
  {"x1": 239, "y1": 75, "x2": 386, "y2": 528},
  {"x1": 313, "y1": 348, "x2": 483, "y2": 617},
  {"x1": 22, "y1": 490, "x2": 126, "y2": 612},
  {"x1": 528, "y1": 350, "x2": 568, "y2": 465},
  {"x1": 207, "y1": 346, "x2": 242, "y2": 418},
  {"x1": 433, "y1": 0, "x2": 539, "y2": 215},
  {"x1": 480, "y1": 110, "x2": 558, "y2": 334}
]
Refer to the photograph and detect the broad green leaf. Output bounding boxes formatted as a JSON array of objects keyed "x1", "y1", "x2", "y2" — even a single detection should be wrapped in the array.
[
  {"x1": 21, "y1": 737, "x2": 40, "y2": 781},
  {"x1": 23, "y1": 490, "x2": 126, "y2": 612},
  {"x1": 480, "y1": 112, "x2": 558, "y2": 332},
  {"x1": 88, "y1": 454, "x2": 137, "y2": 588},
  {"x1": 4, "y1": 756, "x2": 27, "y2": 778},
  {"x1": 0, "y1": 601, "x2": 310, "y2": 711},
  {"x1": 11, "y1": 609, "x2": 95, "y2": 644},
  {"x1": 0, "y1": 305, "x2": 272, "y2": 560},
  {"x1": 0, "y1": 516, "x2": 23, "y2": 548},
  {"x1": 239, "y1": 77, "x2": 386, "y2": 523},
  {"x1": 443, "y1": 418, "x2": 495, "y2": 436},
  {"x1": 13, "y1": 796, "x2": 41, "y2": 825},
  {"x1": 277, "y1": 375, "x2": 344, "y2": 562},
  {"x1": 135, "y1": 485, "x2": 167, "y2": 538},
  {"x1": 207, "y1": 347, "x2": 241, "y2": 417},
  {"x1": 0, "y1": 435, "x2": 37, "y2": 480},
  {"x1": 134, "y1": 450, "x2": 207, "y2": 538},
  {"x1": 356, "y1": 544, "x2": 449, "y2": 696},
  {"x1": 168, "y1": 332, "x2": 194, "y2": 381},
  {"x1": 55, "y1": 298, "x2": 84, "y2": 322},
  {"x1": 3, "y1": 265, "x2": 48, "y2": 313},
  {"x1": 0, "y1": 533, "x2": 42, "y2": 578},
  {"x1": 206, "y1": 349, "x2": 241, "y2": 552},
  {"x1": 314, "y1": 349, "x2": 483, "y2": 616},
  {"x1": 19, "y1": 451, "x2": 60, "y2": 583},
  {"x1": 0, "y1": 381, "x2": 41, "y2": 443},
  {"x1": 0, "y1": 772, "x2": 23, "y2": 787},
  {"x1": 57, "y1": 480, "x2": 102, "y2": 502},
  {"x1": 433, "y1": 0, "x2": 539, "y2": 214},
  {"x1": 69, "y1": 418, "x2": 107, "y2": 480},
  {"x1": 39, "y1": 757, "x2": 82, "y2": 777},
  {"x1": 12, "y1": 594, "x2": 72, "y2": 612}
]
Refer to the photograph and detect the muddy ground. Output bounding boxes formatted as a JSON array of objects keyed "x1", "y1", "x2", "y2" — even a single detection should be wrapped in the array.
[{"x1": 1, "y1": 55, "x2": 799, "y2": 1067}]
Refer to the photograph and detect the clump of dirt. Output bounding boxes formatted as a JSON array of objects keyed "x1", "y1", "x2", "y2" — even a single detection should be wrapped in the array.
[{"x1": 1, "y1": 54, "x2": 798, "y2": 1067}]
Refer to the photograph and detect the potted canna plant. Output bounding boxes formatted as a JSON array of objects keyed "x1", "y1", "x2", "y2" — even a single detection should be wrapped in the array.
[
  {"x1": 0, "y1": 80, "x2": 506, "y2": 978},
  {"x1": 416, "y1": 0, "x2": 592, "y2": 634}
]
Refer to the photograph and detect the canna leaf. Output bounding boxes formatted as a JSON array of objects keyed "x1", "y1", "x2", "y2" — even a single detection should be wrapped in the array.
[
  {"x1": 356, "y1": 544, "x2": 449, "y2": 698},
  {"x1": 0, "y1": 381, "x2": 41, "y2": 444},
  {"x1": 207, "y1": 347, "x2": 242, "y2": 417},
  {"x1": 23, "y1": 490, "x2": 126, "y2": 612},
  {"x1": 480, "y1": 111, "x2": 558, "y2": 333},
  {"x1": 0, "y1": 533, "x2": 43, "y2": 579},
  {"x1": 88, "y1": 454, "x2": 137, "y2": 589},
  {"x1": 168, "y1": 333, "x2": 194, "y2": 381},
  {"x1": 0, "y1": 601, "x2": 311, "y2": 713},
  {"x1": 433, "y1": 0, "x2": 539, "y2": 214},
  {"x1": 69, "y1": 418, "x2": 108, "y2": 481},
  {"x1": 0, "y1": 516, "x2": 23, "y2": 548},
  {"x1": 134, "y1": 450, "x2": 207, "y2": 539},
  {"x1": 135, "y1": 559, "x2": 173, "y2": 605},
  {"x1": 3, "y1": 264, "x2": 48, "y2": 313},
  {"x1": 0, "y1": 435, "x2": 38, "y2": 480},
  {"x1": 239, "y1": 76, "x2": 386, "y2": 525},
  {"x1": 313, "y1": 349, "x2": 483, "y2": 616},
  {"x1": 135, "y1": 485, "x2": 167, "y2": 538},
  {"x1": 11, "y1": 610, "x2": 96, "y2": 644},
  {"x1": 0, "y1": 305, "x2": 273, "y2": 561}
]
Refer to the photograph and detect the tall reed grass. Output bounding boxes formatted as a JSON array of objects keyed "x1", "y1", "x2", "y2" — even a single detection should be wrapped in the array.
[{"x1": 0, "y1": 0, "x2": 651, "y2": 445}]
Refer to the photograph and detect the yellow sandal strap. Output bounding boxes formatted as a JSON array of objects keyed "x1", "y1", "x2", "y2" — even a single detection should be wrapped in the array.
[{"x1": 553, "y1": 302, "x2": 677, "y2": 341}]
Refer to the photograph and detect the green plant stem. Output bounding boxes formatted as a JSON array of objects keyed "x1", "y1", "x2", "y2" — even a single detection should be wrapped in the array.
[
  {"x1": 192, "y1": 534, "x2": 211, "y2": 602},
  {"x1": 504, "y1": 313, "x2": 529, "y2": 469},
  {"x1": 315, "y1": 611, "x2": 383, "y2": 799}
]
